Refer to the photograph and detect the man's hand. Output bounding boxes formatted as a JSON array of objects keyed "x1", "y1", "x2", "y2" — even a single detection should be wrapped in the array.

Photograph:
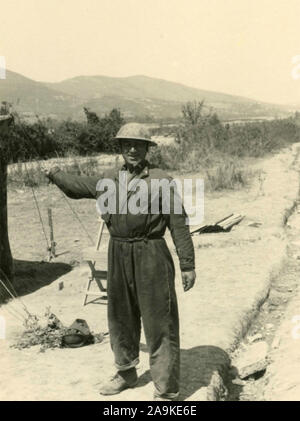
[
  {"x1": 40, "y1": 165, "x2": 50, "y2": 177},
  {"x1": 40, "y1": 163, "x2": 59, "y2": 180},
  {"x1": 181, "y1": 270, "x2": 196, "y2": 292},
  {"x1": 40, "y1": 164, "x2": 52, "y2": 184}
]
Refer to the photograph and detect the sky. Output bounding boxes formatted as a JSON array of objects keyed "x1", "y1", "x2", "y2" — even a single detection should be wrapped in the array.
[{"x1": 1, "y1": 0, "x2": 300, "y2": 104}]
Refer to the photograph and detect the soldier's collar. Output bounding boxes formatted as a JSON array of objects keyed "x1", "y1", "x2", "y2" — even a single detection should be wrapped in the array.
[{"x1": 121, "y1": 159, "x2": 149, "y2": 176}]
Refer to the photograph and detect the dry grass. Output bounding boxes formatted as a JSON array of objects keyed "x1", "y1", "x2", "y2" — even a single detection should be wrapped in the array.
[
  {"x1": 7, "y1": 148, "x2": 252, "y2": 192},
  {"x1": 7, "y1": 155, "x2": 117, "y2": 188},
  {"x1": 205, "y1": 160, "x2": 254, "y2": 191},
  {"x1": 149, "y1": 145, "x2": 254, "y2": 191}
]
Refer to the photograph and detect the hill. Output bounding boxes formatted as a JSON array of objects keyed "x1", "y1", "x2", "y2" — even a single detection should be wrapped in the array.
[
  {"x1": 0, "y1": 70, "x2": 290, "y2": 121},
  {"x1": 45, "y1": 74, "x2": 252, "y2": 103},
  {"x1": 0, "y1": 70, "x2": 80, "y2": 119}
]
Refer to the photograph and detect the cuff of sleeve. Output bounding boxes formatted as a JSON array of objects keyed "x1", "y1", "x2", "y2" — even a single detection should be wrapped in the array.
[
  {"x1": 48, "y1": 166, "x2": 61, "y2": 181},
  {"x1": 180, "y1": 263, "x2": 195, "y2": 272}
]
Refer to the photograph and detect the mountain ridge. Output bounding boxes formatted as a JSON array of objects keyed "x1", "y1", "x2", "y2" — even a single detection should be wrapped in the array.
[
  {"x1": 45, "y1": 73, "x2": 261, "y2": 104},
  {"x1": 0, "y1": 69, "x2": 291, "y2": 121}
]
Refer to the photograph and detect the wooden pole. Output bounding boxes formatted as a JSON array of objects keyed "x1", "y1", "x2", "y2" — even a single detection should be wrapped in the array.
[
  {"x1": 0, "y1": 115, "x2": 14, "y2": 285},
  {"x1": 47, "y1": 208, "x2": 56, "y2": 260}
]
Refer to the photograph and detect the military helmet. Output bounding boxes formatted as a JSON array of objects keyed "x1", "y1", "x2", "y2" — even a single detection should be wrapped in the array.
[{"x1": 114, "y1": 123, "x2": 157, "y2": 147}]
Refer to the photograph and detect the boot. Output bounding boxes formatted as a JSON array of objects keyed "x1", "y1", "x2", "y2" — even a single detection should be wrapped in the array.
[
  {"x1": 153, "y1": 390, "x2": 178, "y2": 401},
  {"x1": 99, "y1": 368, "x2": 138, "y2": 395}
]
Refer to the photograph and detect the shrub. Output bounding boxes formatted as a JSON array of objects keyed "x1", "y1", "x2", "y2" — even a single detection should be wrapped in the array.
[
  {"x1": 5, "y1": 108, "x2": 124, "y2": 164},
  {"x1": 205, "y1": 158, "x2": 253, "y2": 191},
  {"x1": 5, "y1": 102, "x2": 300, "y2": 193}
]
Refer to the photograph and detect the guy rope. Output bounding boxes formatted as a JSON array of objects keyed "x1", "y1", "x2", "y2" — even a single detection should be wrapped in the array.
[
  {"x1": 0, "y1": 111, "x2": 96, "y2": 322},
  {"x1": 14, "y1": 113, "x2": 95, "y2": 253},
  {"x1": 0, "y1": 267, "x2": 32, "y2": 323}
]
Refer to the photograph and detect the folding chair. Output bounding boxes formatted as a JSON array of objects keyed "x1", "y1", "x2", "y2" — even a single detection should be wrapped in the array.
[{"x1": 82, "y1": 218, "x2": 108, "y2": 306}]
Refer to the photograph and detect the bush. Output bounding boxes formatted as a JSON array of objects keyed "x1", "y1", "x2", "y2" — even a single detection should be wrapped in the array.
[
  {"x1": 148, "y1": 102, "x2": 300, "y2": 190},
  {"x1": 174, "y1": 102, "x2": 300, "y2": 161},
  {"x1": 5, "y1": 102, "x2": 300, "y2": 193},
  {"x1": 205, "y1": 158, "x2": 253, "y2": 191},
  {"x1": 5, "y1": 108, "x2": 124, "y2": 164},
  {"x1": 148, "y1": 144, "x2": 182, "y2": 170}
]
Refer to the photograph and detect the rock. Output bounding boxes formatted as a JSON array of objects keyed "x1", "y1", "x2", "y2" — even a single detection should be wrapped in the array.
[
  {"x1": 234, "y1": 341, "x2": 269, "y2": 379},
  {"x1": 186, "y1": 372, "x2": 228, "y2": 401},
  {"x1": 268, "y1": 291, "x2": 284, "y2": 306},
  {"x1": 248, "y1": 221, "x2": 262, "y2": 228},
  {"x1": 266, "y1": 323, "x2": 274, "y2": 330}
]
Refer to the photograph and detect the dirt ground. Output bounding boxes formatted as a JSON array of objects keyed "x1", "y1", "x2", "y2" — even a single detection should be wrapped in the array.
[
  {"x1": 227, "y1": 206, "x2": 300, "y2": 401},
  {"x1": 0, "y1": 144, "x2": 299, "y2": 401}
]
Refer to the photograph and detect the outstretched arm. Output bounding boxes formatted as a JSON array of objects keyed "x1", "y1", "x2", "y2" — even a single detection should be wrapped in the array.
[{"x1": 45, "y1": 166, "x2": 102, "y2": 199}]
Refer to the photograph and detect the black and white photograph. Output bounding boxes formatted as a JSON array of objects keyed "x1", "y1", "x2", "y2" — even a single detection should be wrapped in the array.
[{"x1": 1, "y1": 0, "x2": 300, "y2": 406}]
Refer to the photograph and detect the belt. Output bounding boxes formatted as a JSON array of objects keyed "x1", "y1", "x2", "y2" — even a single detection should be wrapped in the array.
[{"x1": 111, "y1": 235, "x2": 163, "y2": 244}]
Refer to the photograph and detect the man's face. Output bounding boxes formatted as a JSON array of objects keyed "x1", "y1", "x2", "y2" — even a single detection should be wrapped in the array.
[{"x1": 121, "y1": 139, "x2": 148, "y2": 167}]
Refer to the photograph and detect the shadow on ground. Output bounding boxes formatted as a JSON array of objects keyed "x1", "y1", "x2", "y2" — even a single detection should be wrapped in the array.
[
  {"x1": 6, "y1": 259, "x2": 72, "y2": 298},
  {"x1": 180, "y1": 346, "x2": 231, "y2": 400},
  {"x1": 139, "y1": 344, "x2": 231, "y2": 400}
]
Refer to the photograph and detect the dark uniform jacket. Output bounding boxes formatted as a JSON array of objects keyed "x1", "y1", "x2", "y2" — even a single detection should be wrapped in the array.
[{"x1": 49, "y1": 160, "x2": 195, "y2": 272}]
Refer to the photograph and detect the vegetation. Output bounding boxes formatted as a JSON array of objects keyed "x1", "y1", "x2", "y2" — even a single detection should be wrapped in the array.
[
  {"x1": 12, "y1": 308, "x2": 105, "y2": 352},
  {"x1": 4, "y1": 102, "x2": 300, "y2": 191},
  {"x1": 148, "y1": 101, "x2": 300, "y2": 190},
  {"x1": 4, "y1": 107, "x2": 124, "y2": 164}
]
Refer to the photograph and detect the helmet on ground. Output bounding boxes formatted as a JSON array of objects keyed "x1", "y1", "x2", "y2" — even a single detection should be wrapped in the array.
[{"x1": 114, "y1": 123, "x2": 157, "y2": 147}]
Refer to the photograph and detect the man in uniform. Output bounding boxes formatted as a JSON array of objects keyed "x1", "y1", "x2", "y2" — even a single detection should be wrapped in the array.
[{"x1": 45, "y1": 123, "x2": 196, "y2": 400}]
